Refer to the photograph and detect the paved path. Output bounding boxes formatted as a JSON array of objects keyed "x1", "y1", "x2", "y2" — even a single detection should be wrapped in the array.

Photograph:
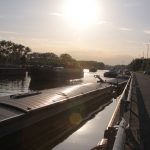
[{"x1": 135, "y1": 73, "x2": 150, "y2": 150}]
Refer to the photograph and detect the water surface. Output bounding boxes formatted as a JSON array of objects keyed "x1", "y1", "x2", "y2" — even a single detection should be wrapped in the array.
[
  {"x1": 0, "y1": 69, "x2": 117, "y2": 97},
  {"x1": 53, "y1": 99, "x2": 117, "y2": 150}
]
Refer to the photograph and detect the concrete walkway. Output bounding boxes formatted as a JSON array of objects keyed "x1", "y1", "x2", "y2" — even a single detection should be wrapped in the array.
[
  {"x1": 125, "y1": 74, "x2": 140, "y2": 150},
  {"x1": 135, "y1": 73, "x2": 150, "y2": 150}
]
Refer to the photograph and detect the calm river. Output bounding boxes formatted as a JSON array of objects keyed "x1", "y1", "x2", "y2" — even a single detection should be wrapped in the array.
[{"x1": 0, "y1": 69, "x2": 119, "y2": 97}]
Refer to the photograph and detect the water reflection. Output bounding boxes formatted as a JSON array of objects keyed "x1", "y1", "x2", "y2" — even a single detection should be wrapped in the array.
[
  {"x1": 29, "y1": 69, "x2": 113, "y2": 91},
  {"x1": 53, "y1": 99, "x2": 117, "y2": 150},
  {"x1": 0, "y1": 69, "x2": 100, "y2": 96},
  {"x1": 0, "y1": 69, "x2": 121, "y2": 96},
  {"x1": 0, "y1": 73, "x2": 30, "y2": 97},
  {"x1": 48, "y1": 96, "x2": 114, "y2": 150}
]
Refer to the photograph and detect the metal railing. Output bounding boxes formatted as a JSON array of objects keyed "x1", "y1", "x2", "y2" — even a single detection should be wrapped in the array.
[
  {"x1": 91, "y1": 74, "x2": 134, "y2": 150},
  {"x1": 112, "y1": 118, "x2": 127, "y2": 150}
]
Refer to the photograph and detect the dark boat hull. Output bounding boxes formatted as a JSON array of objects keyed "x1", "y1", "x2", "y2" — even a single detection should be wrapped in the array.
[
  {"x1": 0, "y1": 83, "x2": 112, "y2": 138},
  {"x1": 89, "y1": 68, "x2": 97, "y2": 72},
  {"x1": 104, "y1": 71, "x2": 117, "y2": 78},
  {"x1": 0, "y1": 94, "x2": 113, "y2": 150},
  {"x1": 0, "y1": 68, "x2": 26, "y2": 77},
  {"x1": 29, "y1": 68, "x2": 83, "y2": 81}
]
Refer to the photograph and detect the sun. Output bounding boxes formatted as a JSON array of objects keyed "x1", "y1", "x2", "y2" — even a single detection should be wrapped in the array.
[{"x1": 63, "y1": 0, "x2": 98, "y2": 29}]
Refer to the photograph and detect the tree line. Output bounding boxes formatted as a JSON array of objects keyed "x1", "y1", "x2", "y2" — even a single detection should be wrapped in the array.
[
  {"x1": 0, "y1": 40, "x2": 105, "y2": 69},
  {"x1": 28, "y1": 52, "x2": 80, "y2": 68},
  {"x1": 128, "y1": 58, "x2": 150, "y2": 71},
  {"x1": 0, "y1": 40, "x2": 31, "y2": 65},
  {"x1": 79, "y1": 61, "x2": 105, "y2": 69}
]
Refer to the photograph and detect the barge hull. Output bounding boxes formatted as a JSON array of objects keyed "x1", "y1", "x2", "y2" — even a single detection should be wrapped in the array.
[{"x1": 0, "y1": 85, "x2": 112, "y2": 138}]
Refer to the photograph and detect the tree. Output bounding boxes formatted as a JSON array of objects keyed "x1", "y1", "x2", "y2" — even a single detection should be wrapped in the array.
[
  {"x1": 79, "y1": 61, "x2": 105, "y2": 69},
  {"x1": 0, "y1": 40, "x2": 31, "y2": 65},
  {"x1": 28, "y1": 52, "x2": 60, "y2": 66},
  {"x1": 128, "y1": 58, "x2": 150, "y2": 71},
  {"x1": 60, "y1": 53, "x2": 80, "y2": 68}
]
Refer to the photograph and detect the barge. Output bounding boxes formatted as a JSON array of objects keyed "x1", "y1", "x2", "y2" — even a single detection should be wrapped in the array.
[
  {"x1": 0, "y1": 67, "x2": 26, "y2": 77},
  {"x1": 0, "y1": 81, "x2": 126, "y2": 149},
  {"x1": 0, "y1": 82, "x2": 112, "y2": 137},
  {"x1": 104, "y1": 71, "x2": 118, "y2": 78},
  {"x1": 28, "y1": 67, "x2": 83, "y2": 81}
]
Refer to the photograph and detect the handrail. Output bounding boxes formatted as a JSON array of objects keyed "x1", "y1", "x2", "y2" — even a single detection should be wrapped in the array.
[
  {"x1": 107, "y1": 76, "x2": 131, "y2": 128},
  {"x1": 92, "y1": 75, "x2": 133, "y2": 150},
  {"x1": 127, "y1": 75, "x2": 133, "y2": 102},
  {"x1": 112, "y1": 118, "x2": 127, "y2": 150}
]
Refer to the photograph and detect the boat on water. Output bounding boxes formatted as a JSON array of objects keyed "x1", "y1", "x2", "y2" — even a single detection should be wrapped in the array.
[
  {"x1": 0, "y1": 67, "x2": 26, "y2": 76},
  {"x1": 89, "y1": 67, "x2": 97, "y2": 72},
  {"x1": 104, "y1": 71, "x2": 118, "y2": 78},
  {"x1": 0, "y1": 82, "x2": 113, "y2": 138},
  {"x1": 28, "y1": 66, "x2": 83, "y2": 81},
  {"x1": 0, "y1": 80, "x2": 127, "y2": 150}
]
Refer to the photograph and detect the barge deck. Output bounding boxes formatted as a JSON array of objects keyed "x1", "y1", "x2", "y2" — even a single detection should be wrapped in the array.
[{"x1": 0, "y1": 82, "x2": 113, "y2": 138}]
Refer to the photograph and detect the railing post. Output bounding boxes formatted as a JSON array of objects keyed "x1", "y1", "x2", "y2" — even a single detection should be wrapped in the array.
[{"x1": 112, "y1": 118, "x2": 127, "y2": 150}]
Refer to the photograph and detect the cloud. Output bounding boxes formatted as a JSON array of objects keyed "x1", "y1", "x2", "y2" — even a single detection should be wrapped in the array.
[
  {"x1": 144, "y1": 30, "x2": 150, "y2": 35},
  {"x1": 124, "y1": 1, "x2": 141, "y2": 7},
  {"x1": 119, "y1": 27, "x2": 132, "y2": 31},
  {"x1": 96, "y1": 20, "x2": 108, "y2": 25},
  {"x1": 126, "y1": 40, "x2": 138, "y2": 44},
  {"x1": 49, "y1": 12, "x2": 63, "y2": 17},
  {"x1": 0, "y1": 15, "x2": 5, "y2": 18},
  {"x1": 0, "y1": 31, "x2": 19, "y2": 35}
]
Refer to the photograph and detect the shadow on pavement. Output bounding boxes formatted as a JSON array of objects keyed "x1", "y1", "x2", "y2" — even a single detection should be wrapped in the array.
[{"x1": 136, "y1": 80, "x2": 150, "y2": 150}]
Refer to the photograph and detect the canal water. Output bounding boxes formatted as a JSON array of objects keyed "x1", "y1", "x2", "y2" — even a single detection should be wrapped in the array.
[
  {"x1": 0, "y1": 69, "x2": 119, "y2": 97},
  {"x1": 0, "y1": 70, "x2": 121, "y2": 150},
  {"x1": 53, "y1": 99, "x2": 117, "y2": 150}
]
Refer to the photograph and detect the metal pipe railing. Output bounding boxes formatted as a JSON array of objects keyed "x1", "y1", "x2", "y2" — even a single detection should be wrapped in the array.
[
  {"x1": 92, "y1": 75, "x2": 133, "y2": 150},
  {"x1": 107, "y1": 76, "x2": 131, "y2": 128},
  {"x1": 127, "y1": 75, "x2": 133, "y2": 103},
  {"x1": 111, "y1": 75, "x2": 134, "y2": 150},
  {"x1": 112, "y1": 118, "x2": 127, "y2": 150}
]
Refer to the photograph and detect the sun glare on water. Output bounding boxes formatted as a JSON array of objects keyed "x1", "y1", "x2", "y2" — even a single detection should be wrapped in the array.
[{"x1": 63, "y1": 0, "x2": 99, "y2": 29}]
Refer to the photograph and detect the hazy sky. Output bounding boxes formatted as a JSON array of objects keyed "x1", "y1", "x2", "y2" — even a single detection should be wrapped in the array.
[{"x1": 0, "y1": 0, "x2": 150, "y2": 65}]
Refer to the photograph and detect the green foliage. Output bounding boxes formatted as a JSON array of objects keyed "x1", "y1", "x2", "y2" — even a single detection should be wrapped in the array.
[
  {"x1": 79, "y1": 61, "x2": 105, "y2": 69},
  {"x1": 28, "y1": 52, "x2": 81, "y2": 68},
  {"x1": 0, "y1": 40, "x2": 106, "y2": 69},
  {"x1": 60, "y1": 53, "x2": 80, "y2": 68},
  {"x1": 94, "y1": 62, "x2": 105, "y2": 69},
  {"x1": 0, "y1": 40, "x2": 31, "y2": 65},
  {"x1": 128, "y1": 58, "x2": 150, "y2": 71},
  {"x1": 28, "y1": 52, "x2": 60, "y2": 66}
]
